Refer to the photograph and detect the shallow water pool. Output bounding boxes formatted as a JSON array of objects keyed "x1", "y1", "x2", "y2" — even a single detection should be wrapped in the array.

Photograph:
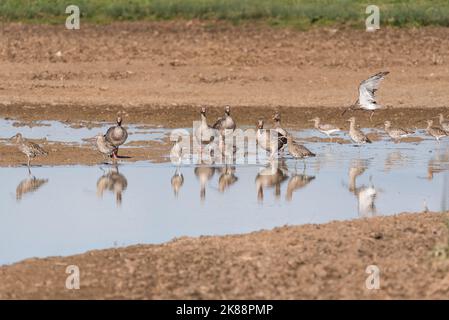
[{"x1": 1, "y1": 129, "x2": 448, "y2": 265}]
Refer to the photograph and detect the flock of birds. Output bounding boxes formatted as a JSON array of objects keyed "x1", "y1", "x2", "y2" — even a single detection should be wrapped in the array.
[{"x1": 8, "y1": 71, "x2": 449, "y2": 170}]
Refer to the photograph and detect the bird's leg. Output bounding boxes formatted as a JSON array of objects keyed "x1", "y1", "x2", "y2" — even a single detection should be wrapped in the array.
[
  {"x1": 303, "y1": 159, "x2": 307, "y2": 170},
  {"x1": 27, "y1": 157, "x2": 31, "y2": 169},
  {"x1": 112, "y1": 148, "x2": 119, "y2": 161}
]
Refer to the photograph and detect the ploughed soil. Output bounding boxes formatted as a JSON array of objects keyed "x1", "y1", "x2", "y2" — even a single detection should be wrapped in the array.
[
  {"x1": 1, "y1": 21, "x2": 449, "y2": 299},
  {"x1": 0, "y1": 212, "x2": 448, "y2": 299}
]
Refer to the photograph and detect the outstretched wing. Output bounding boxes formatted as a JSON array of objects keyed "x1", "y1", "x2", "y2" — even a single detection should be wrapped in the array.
[{"x1": 358, "y1": 71, "x2": 389, "y2": 108}]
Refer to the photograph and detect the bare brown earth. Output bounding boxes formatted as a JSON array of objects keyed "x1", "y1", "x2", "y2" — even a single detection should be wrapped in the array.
[
  {"x1": 1, "y1": 21, "x2": 449, "y2": 110},
  {"x1": 1, "y1": 212, "x2": 448, "y2": 299},
  {"x1": 1, "y1": 22, "x2": 449, "y2": 299}
]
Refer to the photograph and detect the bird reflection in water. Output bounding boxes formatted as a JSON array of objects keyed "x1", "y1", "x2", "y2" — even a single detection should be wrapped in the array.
[
  {"x1": 384, "y1": 151, "x2": 409, "y2": 172},
  {"x1": 286, "y1": 169, "x2": 315, "y2": 202},
  {"x1": 348, "y1": 159, "x2": 368, "y2": 193},
  {"x1": 96, "y1": 165, "x2": 128, "y2": 206},
  {"x1": 194, "y1": 162, "x2": 215, "y2": 202},
  {"x1": 16, "y1": 170, "x2": 48, "y2": 201},
  {"x1": 171, "y1": 167, "x2": 184, "y2": 198},
  {"x1": 425, "y1": 148, "x2": 449, "y2": 211},
  {"x1": 427, "y1": 148, "x2": 449, "y2": 180},
  {"x1": 218, "y1": 165, "x2": 238, "y2": 193},
  {"x1": 255, "y1": 159, "x2": 288, "y2": 202},
  {"x1": 346, "y1": 159, "x2": 377, "y2": 217}
]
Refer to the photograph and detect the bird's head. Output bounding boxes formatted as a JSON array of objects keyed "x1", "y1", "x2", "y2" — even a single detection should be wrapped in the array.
[
  {"x1": 10, "y1": 133, "x2": 22, "y2": 142},
  {"x1": 309, "y1": 117, "x2": 320, "y2": 123},
  {"x1": 224, "y1": 105, "x2": 231, "y2": 115},
  {"x1": 272, "y1": 111, "x2": 281, "y2": 121},
  {"x1": 116, "y1": 116, "x2": 123, "y2": 126},
  {"x1": 200, "y1": 107, "x2": 207, "y2": 116},
  {"x1": 257, "y1": 119, "x2": 264, "y2": 129},
  {"x1": 384, "y1": 120, "x2": 391, "y2": 128}
]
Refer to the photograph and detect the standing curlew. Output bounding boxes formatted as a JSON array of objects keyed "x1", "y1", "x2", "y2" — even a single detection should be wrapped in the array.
[
  {"x1": 426, "y1": 120, "x2": 448, "y2": 142},
  {"x1": 10, "y1": 133, "x2": 48, "y2": 170},
  {"x1": 286, "y1": 134, "x2": 315, "y2": 169},
  {"x1": 309, "y1": 117, "x2": 341, "y2": 141},
  {"x1": 437, "y1": 114, "x2": 449, "y2": 133},
  {"x1": 342, "y1": 71, "x2": 389, "y2": 121},
  {"x1": 347, "y1": 117, "x2": 372, "y2": 145},
  {"x1": 105, "y1": 116, "x2": 128, "y2": 157},
  {"x1": 383, "y1": 121, "x2": 414, "y2": 142}
]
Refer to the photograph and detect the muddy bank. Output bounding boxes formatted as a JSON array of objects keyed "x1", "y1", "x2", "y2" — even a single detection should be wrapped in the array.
[
  {"x1": 0, "y1": 211, "x2": 448, "y2": 299},
  {"x1": 0, "y1": 139, "x2": 169, "y2": 166},
  {"x1": 1, "y1": 103, "x2": 447, "y2": 130}
]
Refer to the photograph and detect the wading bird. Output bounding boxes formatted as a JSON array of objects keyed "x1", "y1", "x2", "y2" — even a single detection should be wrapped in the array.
[
  {"x1": 286, "y1": 134, "x2": 315, "y2": 169},
  {"x1": 309, "y1": 117, "x2": 341, "y2": 141},
  {"x1": 194, "y1": 107, "x2": 216, "y2": 155},
  {"x1": 10, "y1": 133, "x2": 48, "y2": 171},
  {"x1": 437, "y1": 114, "x2": 449, "y2": 133},
  {"x1": 256, "y1": 119, "x2": 286, "y2": 159},
  {"x1": 383, "y1": 121, "x2": 414, "y2": 142},
  {"x1": 347, "y1": 117, "x2": 371, "y2": 145},
  {"x1": 105, "y1": 116, "x2": 128, "y2": 157},
  {"x1": 272, "y1": 111, "x2": 288, "y2": 149},
  {"x1": 426, "y1": 120, "x2": 448, "y2": 142},
  {"x1": 96, "y1": 134, "x2": 118, "y2": 163},
  {"x1": 213, "y1": 105, "x2": 236, "y2": 136},
  {"x1": 342, "y1": 71, "x2": 389, "y2": 121}
]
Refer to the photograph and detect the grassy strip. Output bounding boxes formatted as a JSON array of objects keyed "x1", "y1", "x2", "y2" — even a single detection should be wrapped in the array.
[{"x1": 0, "y1": 0, "x2": 448, "y2": 27}]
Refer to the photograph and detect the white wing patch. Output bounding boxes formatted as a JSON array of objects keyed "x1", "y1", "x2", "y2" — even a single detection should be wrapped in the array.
[{"x1": 358, "y1": 71, "x2": 389, "y2": 110}]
